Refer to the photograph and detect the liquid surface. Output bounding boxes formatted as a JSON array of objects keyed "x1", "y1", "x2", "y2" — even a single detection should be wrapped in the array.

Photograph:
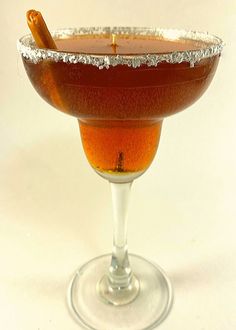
[
  {"x1": 23, "y1": 35, "x2": 219, "y2": 177},
  {"x1": 55, "y1": 35, "x2": 207, "y2": 55}
]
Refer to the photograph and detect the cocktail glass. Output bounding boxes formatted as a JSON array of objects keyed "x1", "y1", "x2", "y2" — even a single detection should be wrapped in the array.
[{"x1": 17, "y1": 27, "x2": 223, "y2": 330}]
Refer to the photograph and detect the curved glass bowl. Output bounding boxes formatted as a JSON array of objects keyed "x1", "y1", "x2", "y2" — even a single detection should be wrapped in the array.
[
  {"x1": 18, "y1": 27, "x2": 223, "y2": 330},
  {"x1": 18, "y1": 27, "x2": 223, "y2": 178}
]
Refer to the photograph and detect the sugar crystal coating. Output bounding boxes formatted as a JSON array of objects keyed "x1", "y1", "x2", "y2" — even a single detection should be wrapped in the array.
[{"x1": 17, "y1": 27, "x2": 224, "y2": 69}]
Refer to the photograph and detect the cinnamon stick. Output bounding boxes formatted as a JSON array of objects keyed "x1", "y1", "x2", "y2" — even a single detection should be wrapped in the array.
[
  {"x1": 27, "y1": 10, "x2": 57, "y2": 49},
  {"x1": 26, "y1": 10, "x2": 64, "y2": 110}
]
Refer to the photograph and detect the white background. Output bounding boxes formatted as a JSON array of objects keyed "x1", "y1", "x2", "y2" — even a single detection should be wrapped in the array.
[{"x1": 0, "y1": 0, "x2": 236, "y2": 329}]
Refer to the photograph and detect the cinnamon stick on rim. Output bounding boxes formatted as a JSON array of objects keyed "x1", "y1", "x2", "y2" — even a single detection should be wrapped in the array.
[
  {"x1": 26, "y1": 10, "x2": 64, "y2": 109},
  {"x1": 27, "y1": 9, "x2": 57, "y2": 49}
]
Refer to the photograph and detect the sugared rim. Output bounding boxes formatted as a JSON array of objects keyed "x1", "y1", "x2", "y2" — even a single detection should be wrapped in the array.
[{"x1": 17, "y1": 26, "x2": 224, "y2": 69}]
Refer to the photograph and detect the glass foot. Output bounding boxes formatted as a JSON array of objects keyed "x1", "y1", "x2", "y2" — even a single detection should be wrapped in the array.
[{"x1": 68, "y1": 254, "x2": 173, "y2": 330}]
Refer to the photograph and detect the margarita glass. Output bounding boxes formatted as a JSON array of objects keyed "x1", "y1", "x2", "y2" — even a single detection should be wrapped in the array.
[{"x1": 18, "y1": 27, "x2": 223, "y2": 330}]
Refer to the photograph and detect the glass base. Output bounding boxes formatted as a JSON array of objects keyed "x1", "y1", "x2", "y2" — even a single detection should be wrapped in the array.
[{"x1": 68, "y1": 254, "x2": 173, "y2": 330}]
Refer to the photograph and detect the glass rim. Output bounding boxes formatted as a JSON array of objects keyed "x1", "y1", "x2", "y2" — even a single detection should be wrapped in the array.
[{"x1": 17, "y1": 26, "x2": 224, "y2": 69}]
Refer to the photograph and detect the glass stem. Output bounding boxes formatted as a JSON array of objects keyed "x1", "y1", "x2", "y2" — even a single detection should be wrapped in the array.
[
  {"x1": 109, "y1": 182, "x2": 133, "y2": 289},
  {"x1": 97, "y1": 181, "x2": 139, "y2": 306}
]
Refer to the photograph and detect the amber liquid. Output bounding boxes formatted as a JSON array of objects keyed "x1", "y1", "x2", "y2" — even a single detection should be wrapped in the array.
[{"x1": 23, "y1": 35, "x2": 219, "y2": 175}]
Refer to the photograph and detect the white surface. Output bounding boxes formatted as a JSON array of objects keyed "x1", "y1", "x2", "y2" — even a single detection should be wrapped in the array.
[{"x1": 1, "y1": 1, "x2": 236, "y2": 329}]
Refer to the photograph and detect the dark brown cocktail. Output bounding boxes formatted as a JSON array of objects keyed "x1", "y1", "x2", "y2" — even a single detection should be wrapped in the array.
[{"x1": 22, "y1": 34, "x2": 219, "y2": 176}]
